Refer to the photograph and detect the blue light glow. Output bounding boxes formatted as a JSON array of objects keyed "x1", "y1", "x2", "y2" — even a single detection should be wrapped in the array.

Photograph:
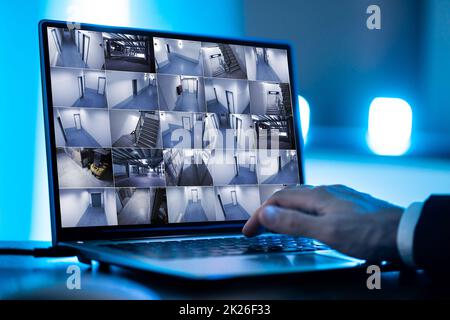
[
  {"x1": 30, "y1": 0, "x2": 134, "y2": 241},
  {"x1": 63, "y1": 0, "x2": 131, "y2": 25},
  {"x1": 0, "y1": 2, "x2": 44, "y2": 241},
  {"x1": 298, "y1": 95, "x2": 310, "y2": 144},
  {"x1": 367, "y1": 98, "x2": 412, "y2": 156},
  {"x1": 26, "y1": 0, "x2": 245, "y2": 241}
]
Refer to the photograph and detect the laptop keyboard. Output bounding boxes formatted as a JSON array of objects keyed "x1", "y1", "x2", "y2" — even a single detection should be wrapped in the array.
[{"x1": 102, "y1": 235, "x2": 331, "y2": 260}]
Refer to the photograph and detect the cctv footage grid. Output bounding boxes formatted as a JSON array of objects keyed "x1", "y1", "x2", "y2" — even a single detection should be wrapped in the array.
[{"x1": 48, "y1": 27, "x2": 299, "y2": 228}]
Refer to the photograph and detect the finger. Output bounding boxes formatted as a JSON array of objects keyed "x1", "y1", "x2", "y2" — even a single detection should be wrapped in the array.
[
  {"x1": 242, "y1": 205, "x2": 266, "y2": 237},
  {"x1": 243, "y1": 185, "x2": 318, "y2": 237},
  {"x1": 242, "y1": 185, "x2": 317, "y2": 237},
  {"x1": 258, "y1": 205, "x2": 320, "y2": 237},
  {"x1": 264, "y1": 185, "x2": 331, "y2": 214}
]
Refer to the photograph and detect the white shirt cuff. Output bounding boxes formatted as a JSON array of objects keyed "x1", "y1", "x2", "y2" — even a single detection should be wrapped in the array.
[{"x1": 397, "y1": 202, "x2": 424, "y2": 267}]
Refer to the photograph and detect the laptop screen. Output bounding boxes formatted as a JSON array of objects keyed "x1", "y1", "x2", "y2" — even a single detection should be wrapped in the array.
[{"x1": 43, "y1": 23, "x2": 301, "y2": 234}]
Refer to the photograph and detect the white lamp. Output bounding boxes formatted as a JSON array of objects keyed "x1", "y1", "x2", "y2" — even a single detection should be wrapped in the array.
[
  {"x1": 367, "y1": 97, "x2": 412, "y2": 156},
  {"x1": 298, "y1": 95, "x2": 310, "y2": 144}
]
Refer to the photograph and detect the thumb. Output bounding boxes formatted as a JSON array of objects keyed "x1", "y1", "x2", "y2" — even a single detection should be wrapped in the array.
[{"x1": 259, "y1": 205, "x2": 320, "y2": 238}]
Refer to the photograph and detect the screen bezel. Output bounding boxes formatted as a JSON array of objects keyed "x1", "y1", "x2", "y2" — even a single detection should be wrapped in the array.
[{"x1": 38, "y1": 19, "x2": 305, "y2": 244}]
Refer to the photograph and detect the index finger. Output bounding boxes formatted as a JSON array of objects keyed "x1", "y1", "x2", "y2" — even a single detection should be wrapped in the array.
[
  {"x1": 242, "y1": 203, "x2": 267, "y2": 236},
  {"x1": 243, "y1": 185, "x2": 323, "y2": 237}
]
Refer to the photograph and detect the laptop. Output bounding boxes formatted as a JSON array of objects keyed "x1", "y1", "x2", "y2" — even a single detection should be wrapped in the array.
[{"x1": 38, "y1": 19, "x2": 364, "y2": 280}]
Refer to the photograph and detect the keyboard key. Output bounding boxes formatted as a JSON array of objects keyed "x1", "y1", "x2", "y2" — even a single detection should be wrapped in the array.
[{"x1": 101, "y1": 235, "x2": 330, "y2": 260}]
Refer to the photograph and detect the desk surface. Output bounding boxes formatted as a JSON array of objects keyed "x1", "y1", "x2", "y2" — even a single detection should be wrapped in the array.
[{"x1": 0, "y1": 241, "x2": 446, "y2": 300}]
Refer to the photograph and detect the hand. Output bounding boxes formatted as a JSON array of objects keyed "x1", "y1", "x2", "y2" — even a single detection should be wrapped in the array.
[{"x1": 243, "y1": 185, "x2": 404, "y2": 262}]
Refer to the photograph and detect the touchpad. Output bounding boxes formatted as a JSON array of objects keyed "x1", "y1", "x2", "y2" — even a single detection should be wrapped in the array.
[
  {"x1": 242, "y1": 253, "x2": 360, "y2": 273},
  {"x1": 162, "y1": 252, "x2": 362, "y2": 279}
]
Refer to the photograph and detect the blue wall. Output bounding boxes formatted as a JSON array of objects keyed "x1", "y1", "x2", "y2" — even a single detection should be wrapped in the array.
[
  {"x1": 422, "y1": 0, "x2": 450, "y2": 135},
  {"x1": 243, "y1": 0, "x2": 426, "y2": 152},
  {"x1": 0, "y1": 1, "x2": 44, "y2": 240}
]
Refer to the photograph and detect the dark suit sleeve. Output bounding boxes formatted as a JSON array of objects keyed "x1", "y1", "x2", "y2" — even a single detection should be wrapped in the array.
[{"x1": 413, "y1": 195, "x2": 450, "y2": 272}]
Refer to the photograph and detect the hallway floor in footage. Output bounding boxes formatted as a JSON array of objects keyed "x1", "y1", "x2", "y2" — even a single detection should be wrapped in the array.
[
  {"x1": 118, "y1": 189, "x2": 152, "y2": 225},
  {"x1": 57, "y1": 152, "x2": 113, "y2": 188},
  {"x1": 114, "y1": 86, "x2": 159, "y2": 110},
  {"x1": 115, "y1": 173, "x2": 166, "y2": 188},
  {"x1": 77, "y1": 207, "x2": 107, "y2": 227},
  {"x1": 72, "y1": 88, "x2": 108, "y2": 109},
  {"x1": 223, "y1": 203, "x2": 250, "y2": 220},
  {"x1": 157, "y1": 53, "x2": 203, "y2": 76},
  {"x1": 181, "y1": 200, "x2": 209, "y2": 222},
  {"x1": 255, "y1": 60, "x2": 280, "y2": 82},
  {"x1": 55, "y1": 31, "x2": 87, "y2": 68},
  {"x1": 64, "y1": 128, "x2": 102, "y2": 148},
  {"x1": 262, "y1": 161, "x2": 299, "y2": 185}
]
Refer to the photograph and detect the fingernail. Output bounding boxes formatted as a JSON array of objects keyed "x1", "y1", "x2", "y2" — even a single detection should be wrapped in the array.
[{"x1": 262, "y1": 206, "x2": 279, "y2": 224}]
